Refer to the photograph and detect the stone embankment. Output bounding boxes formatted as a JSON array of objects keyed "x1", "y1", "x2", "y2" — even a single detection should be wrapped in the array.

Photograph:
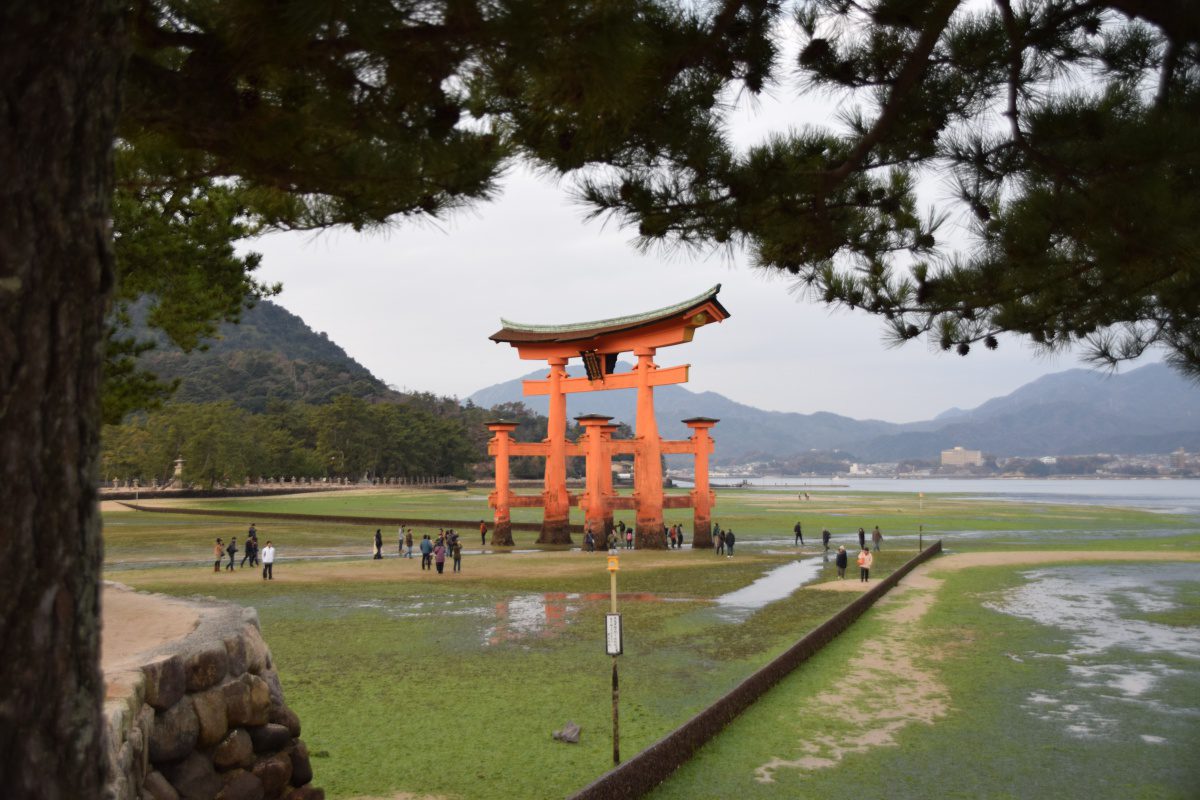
[{"x1": 102, "y1": 583, "x2": 322, "y2": 800}]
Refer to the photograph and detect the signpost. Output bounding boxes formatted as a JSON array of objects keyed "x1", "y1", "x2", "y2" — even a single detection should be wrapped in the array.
[
  {"x1": 918, "y1": 492, "x2": 924, "y2": 551},
  {"x1": 607, "y1": 553, "x2": 621, "y2": 764}
]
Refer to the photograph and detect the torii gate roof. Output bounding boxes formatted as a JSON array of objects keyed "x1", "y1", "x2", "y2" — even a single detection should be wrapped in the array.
[{"x1": 490, "y1": 284, "x2": 729, "y2": 358}]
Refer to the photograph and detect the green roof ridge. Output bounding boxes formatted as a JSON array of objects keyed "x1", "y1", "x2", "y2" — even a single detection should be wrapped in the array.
[{"x1": 498, "y1": 284, "x2": 722, "y2": 334}]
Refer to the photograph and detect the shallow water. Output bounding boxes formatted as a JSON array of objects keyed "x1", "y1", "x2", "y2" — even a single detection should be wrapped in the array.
[
  {"x1": 987, "y1": 563, "x2": 1200, "y2": 742},
  {"x1": 710, "y1": 557, "x2": 826, "y2": 622}
]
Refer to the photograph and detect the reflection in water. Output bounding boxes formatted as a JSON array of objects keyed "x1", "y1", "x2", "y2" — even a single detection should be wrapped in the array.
[{"x1": 483, "y1": 592, "x2": 671, "y2": 645}]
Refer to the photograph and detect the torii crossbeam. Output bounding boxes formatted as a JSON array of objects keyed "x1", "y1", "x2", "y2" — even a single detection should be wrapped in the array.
[{"x1": 486, "y1": 285, "x2": 729, "y2": 549}]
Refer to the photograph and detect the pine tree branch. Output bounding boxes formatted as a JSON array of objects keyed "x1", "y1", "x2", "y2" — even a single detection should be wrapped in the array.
[{"x1": 819, "y1": 0, "x2": 961, "y2": 194}]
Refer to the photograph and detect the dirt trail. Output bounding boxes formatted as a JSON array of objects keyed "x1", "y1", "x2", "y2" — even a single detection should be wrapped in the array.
[{"x1": 754, "y1": 549, "x2": 1199, "y2": 783}]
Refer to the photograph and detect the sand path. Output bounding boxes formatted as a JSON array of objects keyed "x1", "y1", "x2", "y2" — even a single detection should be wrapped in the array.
[{"x1": 754, "y1": 549, "x2": 1200, "y2": 782}]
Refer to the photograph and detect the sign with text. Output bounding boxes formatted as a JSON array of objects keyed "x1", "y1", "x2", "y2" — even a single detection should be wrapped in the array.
[{"x1": 605, "y1": 613, "x2": 623, "y2": 655}]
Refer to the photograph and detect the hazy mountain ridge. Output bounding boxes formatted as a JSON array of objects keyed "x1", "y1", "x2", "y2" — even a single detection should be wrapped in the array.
[{"x1": 469, "y1": 362, "x2": 1200, "y2": 462}]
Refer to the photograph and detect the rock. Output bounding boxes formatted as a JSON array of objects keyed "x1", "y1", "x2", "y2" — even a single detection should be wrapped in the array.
[
  {"x1": 241, "y1": 625, "x2": 270, "y2": 674},
  {"x1": 217, "y1": 769, "x2": 264, "y2": 800},
  {"x1": 552, "y1": 721, "x2": 581, "y2": 744},
  {"x1": 247, "y1": 723, "x2": 291, "y2": 754},
  {"x1": 260, "y1": 669, "x2": 285, "y2": 709},
  {"x1": 225, "y1": 674, "x2": 270, "y2": 727},
  {"x1": 268, "y1": 704, "x2": 301, "y2": 738},
  {"x1": 224, "y1": 634, "x2": 248, "y2": 677},
  {"x1": 150, "y1": 697, "x2": 199, "y2": 763},
  {"x1": 185, "y1": 642, "x2": 230, "y2": 692},
  {"x1": 287, "y1": 741, "x2": 313, "y2": 788},
  {"x1": 143, "y1": 655, "x2": 187, "y2": 710},
  {"x1": 192, "y1": 685, "x2": 229, "y2": 748},
  {"x1": 142, "y1": 771, "x2": 179, "y2": 800},
  {"x1": 160, "y1": 752, "x2": 221, "y2": 800},
  {"x1": 285, "y1": 787, "x2": 325, "y2": 800},
  {"x1": 251, "y1": 753, "x2": 293, "y2": 798},
  {"x1": 213, "y1": 729, "x2": 255, "y2": 770}
]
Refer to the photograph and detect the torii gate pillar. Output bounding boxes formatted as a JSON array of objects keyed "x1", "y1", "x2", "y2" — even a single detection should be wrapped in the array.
[
  {"x1": 485, "y1": 421, "x2": 519, "y2": 546},
  {"x1": 633, "y1": 346, "x2": 666, "y2": 548},
  {"x1": 685, "y1": 418, "x2": 718, "y2": 548}
]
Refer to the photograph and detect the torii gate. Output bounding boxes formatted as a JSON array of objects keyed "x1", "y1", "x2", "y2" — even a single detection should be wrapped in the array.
[{"x1": 485, "y1": 285, "x2": 729, "y2": 549}]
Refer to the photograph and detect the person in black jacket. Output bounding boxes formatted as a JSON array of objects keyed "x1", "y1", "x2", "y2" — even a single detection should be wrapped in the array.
[
  {"x1": 725, "y1": 529, "x2": 736, "y2": 557},
  {"x1": 793, "y1": 521, "x2": 804, "y2": 546},
  {"x1": 373, "y1": 529, "x2": 383, "y2": 559},
  {"x1": 226, "y1": 537, "x2": 238, "y2": 571},
  {"x1": 835, "y1": 545, "x2": 848, "y2": 579}
]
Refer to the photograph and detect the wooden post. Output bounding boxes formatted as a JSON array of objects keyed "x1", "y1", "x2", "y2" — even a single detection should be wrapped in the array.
[
  {"x1": 577, "y1": 414, "x2": 613, "y2": 548},
  {"x1": 486, "y1": 421, "x2": 519, "y2": 546},
  {"x1": 684, "y1": 417, "x2": 718, "y2": 548},
  {"x1": 540, "y1": 357, "x2": 572, "y2": 544},
  {"x1": 633, "y1": 347, "x2": 665, "y2": 548}
]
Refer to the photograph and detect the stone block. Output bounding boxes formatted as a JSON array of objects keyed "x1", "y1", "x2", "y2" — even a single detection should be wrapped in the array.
[
  {"x1": 287, "y1": 741, "x2": 313, "y2": 788},
  {"x1": 185, "y1": 642, "x2": 230, "y2": 693},
  {"x1": 251, "y1": 753, "x2": 292, "y2": 798},
  {"x1": 142, "y1": 771, "x2": 179, "y2": 800},
  {"x1": 217, "y1": 768, "x2": 264, "y2": 800},
  {"x1": 261, "y1": 669, "x2": 285, "y2": 709},
  {"x1": 247, "y1": 723, "x2": 291, "y2": 754},
  {"x1": 136, "y1": 704, "x2": 156, "y2": 777},
  {"x1": 224, "y1": 634, "x2": 248, "y2": 677},
  {"x1": 268, "y1": 704, "x2": 301, "y2": 739},
  {"x1": 213, "y1": 728, "x2": 255, "y2": 771},
  {"x1": 149, "y1": 697, "x2": 198, "y2": 763},
  {"x1": 225, "y1": 674, "x2": 270, "y2": 727},
  {"x1": 161, "y1": 752, "x2": 221, "y2": 800},
  {"x1": 192, "y1": 684, "x2": 229, "y2": 748},
  {"x1": 241, "y1": 625, "x2": 270, "y2": 674},
  {"x1": 143, "y1": 654, "x2": 187, "y2": 710}
]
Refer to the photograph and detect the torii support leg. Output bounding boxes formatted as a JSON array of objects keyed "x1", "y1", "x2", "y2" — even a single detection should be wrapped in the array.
[
  {"x1": 486, "y1": 421, "x2": 518, "y2": 546},
  {"x1": 685, "y1": 418, "x2": 718, "y2": 548},
  {"x1": 539, "y1": 358, "x2": 573, "y2": 544},
  {"x1": 633, "y1": 348, "x2": 667, "y2": 549}
]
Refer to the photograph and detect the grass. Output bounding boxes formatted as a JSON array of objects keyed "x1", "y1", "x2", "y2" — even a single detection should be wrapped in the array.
[
  {"x1": 647, "y1": 562, "x2": 1200, "y2": 800},
  {"x1": 103, "y1": 487, "x2": 1200, "y2": 798}
]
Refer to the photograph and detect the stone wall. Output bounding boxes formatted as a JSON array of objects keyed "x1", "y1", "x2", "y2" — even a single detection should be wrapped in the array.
[{"x1": 103, "y1": 586, "x2": 323, "y2": 800}]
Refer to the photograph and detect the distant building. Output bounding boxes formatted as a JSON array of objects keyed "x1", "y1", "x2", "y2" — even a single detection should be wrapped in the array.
[
  {"x1": 1039, "y1": 456, "x2": 1058, "y2": 465},
  {"x1": 941, "y1": 446, "x2": 984, "y2": 468},
  {"x1": 1173, "y1": 448, "x2": 1188, "y2": 469}
]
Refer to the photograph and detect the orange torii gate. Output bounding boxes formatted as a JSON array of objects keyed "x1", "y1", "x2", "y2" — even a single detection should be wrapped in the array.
[{"x1": 485, "y1": 285, "x2": 729, "y2": 549}]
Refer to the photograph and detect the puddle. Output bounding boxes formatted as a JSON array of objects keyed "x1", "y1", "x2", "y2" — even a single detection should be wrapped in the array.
[
  {"x1": 987, "y1": 563, "x2": 1200, "y2": 742},
  {"x1": 711, "y1": 557, "x2": 826, "y2": 622}
]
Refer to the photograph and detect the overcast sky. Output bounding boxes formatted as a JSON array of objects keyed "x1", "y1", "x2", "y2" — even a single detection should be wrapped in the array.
[
  {"x1": 238, "y1": 32, "x2": 1134, "y2": 424},
  {"x1": 242, "y1": 161, "x2": 1103, "y2": 424}
]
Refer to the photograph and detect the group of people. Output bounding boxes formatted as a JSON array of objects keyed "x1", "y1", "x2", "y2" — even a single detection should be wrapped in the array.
[
  {"x1": 212, "y1": 523, "x2": 276, "y2": 579},
  {"x1": 383, "y1": 527, "x2": 464, "y2": 574},
  {"x1": 832, "y1": 545, "x2": 875, "y2": 582},
  {"x1": 795, "y1": 522, "x2": 884, "y2": 554},
  {"x1": 713, "y1": 522, "x2": 736, "y2": 556}
]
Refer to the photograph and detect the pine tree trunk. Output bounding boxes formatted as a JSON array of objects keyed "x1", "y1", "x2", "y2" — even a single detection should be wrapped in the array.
[{"x1": 0, "y1": 2, "x2": 125, "y2": 797}]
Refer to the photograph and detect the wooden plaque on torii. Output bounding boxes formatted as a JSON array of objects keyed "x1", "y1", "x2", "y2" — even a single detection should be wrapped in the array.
[{"x1": 486, "y1": 285, "x2": 729, "y2": 549}]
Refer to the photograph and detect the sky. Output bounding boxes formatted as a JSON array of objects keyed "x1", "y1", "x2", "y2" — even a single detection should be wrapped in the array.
[
  {"x1": 237, "y1": 26, "x2": 1132, "y2": 425},
  {"x1": 242, "y1": 162, "x2": 1098, "y2": 425}
]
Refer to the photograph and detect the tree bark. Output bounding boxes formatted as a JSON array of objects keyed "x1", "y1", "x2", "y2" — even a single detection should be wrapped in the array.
[{"x1": 0, "y1": 2, "x2": 125, "y2": 797}]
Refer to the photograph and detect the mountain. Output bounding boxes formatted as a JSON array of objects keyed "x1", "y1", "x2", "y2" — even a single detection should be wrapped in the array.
[
  {"x1": 469, "y1": 362, "x2": 1200, "y2": 462},
  {"x1": 132, "y1": 300, "x2": 392, "y2": 412}
]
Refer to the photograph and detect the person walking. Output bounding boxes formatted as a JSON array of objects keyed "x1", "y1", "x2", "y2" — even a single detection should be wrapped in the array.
[
  {"x1": 399, "y1": 526, "x2": 405, "y2": 556},
  {"x1": 226, "y1": 537, "x2": 238, "y2": 571},
  {"x1": 452, "y1": 540, "x2": 462, "y2": 573},
  {"x1": 480, "y1": 520, "x2": 488, "y2": 546},
  {"x1": 872, "y1": 525, "x2": 883, "y2": 552},
  {"x1": 857, "y1": 546, "x2": 873, "y2": 582},
  {"x1": 584, "y1": 528, "x2": 595, "y2": 552},
  {"x1": 261, "y1": 541, "x2": 275, "y2": 580},
  {"x1": 373, "y1": 529, "x2": 383, "y2": 559},
  {"x1": 793, "y1": 521, "x2": 804, "y2": 546},
  {"x1": 715, "y1": 528, "x2": 726, "y2": 556},
  {"x1": 405, "y1": 528, "x2": 414, "y2": 559},
  {"x1": 835, "y1": 545, "x2": 848, "y2": 579},
  {"x1": 625, "y1": 528, "x2": 633, "y2": 550},
  {"x1": 858, "y1": 527, "x2": 867, "y2": 550},
  {"x1": 724, "y1": 529, "x2": 736, "y2": 557},
  {"x1": 240, "y1": 535, "x2": 256, "y2": 569},
  {"x1": 434, "y1": 541, "x2": 447, "y2": 574},
  {"x1": 821, "y1": 528, "x2": 832, "y2": 551},
  {"x1": 213, "y1": 538, "x2": 224, "y2": 573},
  {"x1": 420, "y1": 534, "x2": 433, "y2": 570}
]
